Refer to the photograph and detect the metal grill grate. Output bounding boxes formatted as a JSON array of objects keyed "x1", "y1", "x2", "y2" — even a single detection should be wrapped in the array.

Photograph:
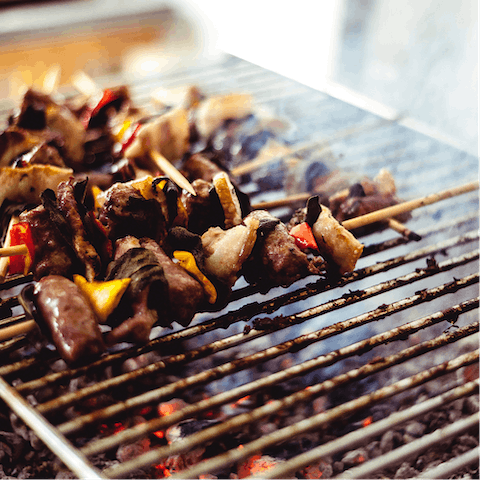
[{"x1": 0, "y1": 55, "x2": 478, "y2": 479}]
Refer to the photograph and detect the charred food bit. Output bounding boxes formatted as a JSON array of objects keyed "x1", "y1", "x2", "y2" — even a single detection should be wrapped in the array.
[
  {"x1": 33, "y1": 275, "x2": 105, "y2": 365},
  {"x1": 308, "y1": 196, "x2": 364, "y2": 274}
]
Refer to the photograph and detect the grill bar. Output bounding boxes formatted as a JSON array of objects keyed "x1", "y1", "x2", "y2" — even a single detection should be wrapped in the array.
[
  {"x1": 0, "y1": 55, "x2": 477, "y2": 479},
  {"x1": 79, "y1": 302, "x2": 478, "y2": 458},
  {"x1": 339, "y1": 413, "x2": 479, "y2": 480},
  {"x1": 31, "y1": 247, "x2": 478, "y2": 415},
  {"x1": 114, "y1": 350, "x2": 478, "y2": 479},
  {"x1": 66, "y1": 273, "x2": 478, "y2": 443},
  {"x1": 253, "y1": 379, "x2": 480, "y2": 479},
  {"x1": 0, "y1": 377, "x2": 106, "y2": 479},
  {"x1": 415, "y1": 448, "x2": 480, "y2": 479}
]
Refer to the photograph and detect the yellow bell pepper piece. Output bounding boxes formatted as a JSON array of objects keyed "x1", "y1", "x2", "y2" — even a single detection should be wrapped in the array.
[
  {"x1": 173, "y1": 251, "x2": 217, "y2": 304},
  {"x1": 73, "y1": 274, "x2": 131, "y2": 322}
]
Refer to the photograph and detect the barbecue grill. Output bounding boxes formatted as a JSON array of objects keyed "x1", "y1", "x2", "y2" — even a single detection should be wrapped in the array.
[{"x1": 0, "y1": 55, "x2": 478, "y2": 479}]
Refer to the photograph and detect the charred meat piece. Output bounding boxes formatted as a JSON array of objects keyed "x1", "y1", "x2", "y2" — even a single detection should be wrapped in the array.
[
  {"x1": 182, "y1": 179, "x2": 225, "y2": 235},
  {"x1": 329, "y1": 169, "x2": 410, "y2": 234},
  {"x1": 106, "y1": 244, "x2": 169, "y2": 344},
  {"x1": 201, "y1": 215, "x2": 259, "y2": 288},
  {"x1": 98, "y1": 182, "x2": 168, "y2": 246},
  {"x1": 243, "y1": 210, "x2": 324, "y2": 287},
  {"x1": 19, "y1": 205, "x2": 77, "y2": 280},
  {"x1": 141, "y1": 238, "x2": 205, "y2": 327},
  {"x1": 56, "y1": 179, "x2": 102, "y2": 281},
  {"x1": 33, "y1": 275, "x2": 105, "y2": 365}
]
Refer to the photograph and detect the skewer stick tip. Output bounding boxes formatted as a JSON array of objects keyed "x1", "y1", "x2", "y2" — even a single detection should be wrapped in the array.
[{"x1": 149, "y1": 149, "x2": 196, "y2": 196}]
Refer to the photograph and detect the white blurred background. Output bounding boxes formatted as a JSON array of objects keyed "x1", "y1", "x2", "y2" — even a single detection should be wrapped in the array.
[{"x1": 0, "y1": 0, "x2": 477, "y2": 155}]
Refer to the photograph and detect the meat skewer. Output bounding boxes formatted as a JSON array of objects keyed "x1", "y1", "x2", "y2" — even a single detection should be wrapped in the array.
[{"x1": 1, "y1": 180, "x2": 476, "y2": 349}]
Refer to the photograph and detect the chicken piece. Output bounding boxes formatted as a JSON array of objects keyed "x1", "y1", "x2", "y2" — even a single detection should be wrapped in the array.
[
  {"x1": 141, "y1": 238, "x2": 205, "y2": 327},
  {"x1": 0, "y1": 164, "x2": 73, "y2": 210},
  {"x1": 195, "y1": 93, "x2": 253, "y2": 139},
  {"x1": 125, "y1": 108, "x2": 190, "y2": 165},
  {"x1": 33, "y1": 275, "x2": 105, "y2": 365},
  {"x1": 201, "y1": 215, "x2": 259, "y2": 287},
  {"x1": 309, "y1": 198, "x2": 364, "y2": 274},
  {"x1": 243, "y1": 210, "x2": 324, "y2": 287},
  {"x1": 19, "y1": 205, "x2": 77, "y2": 280}
]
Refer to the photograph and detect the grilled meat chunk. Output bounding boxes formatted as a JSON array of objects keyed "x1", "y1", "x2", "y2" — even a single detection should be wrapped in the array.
[
  {"x1": 19, "y1": 205, "x2": 77, "y2": 280},
  {"x1": 33, "y1": 275, "x2": 105, "y2": 365},
  {"x1": 244, "y1": 210, "x2": 324, "y2": 287},
  {"x1": 56, "y1": 179, "x2": 102, "y2": 281},
  {"x1": 98, "y1": 182, "x2": 168, "y2": 245},
  {"x1": 141, "y1": 238, "x2": 205, "y2": 327},
  {"x1": 106, "y1": 243, "x2": 169, "y2": 344}
]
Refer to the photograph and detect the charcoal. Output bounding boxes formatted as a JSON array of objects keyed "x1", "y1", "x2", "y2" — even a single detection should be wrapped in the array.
[
  {"x1": 341, "y1": 448, "x2": 368, "y2": 468},
  {"x1": 394, "y1": 462, "x2": 419, "y2": 479}
]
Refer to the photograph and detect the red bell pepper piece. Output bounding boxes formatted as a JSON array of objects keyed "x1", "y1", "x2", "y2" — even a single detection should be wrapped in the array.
[
  {"x1": 121, "y1": 123, "x2": 142, "y2": 153},
  {"x1": 9, "y1": 222, "x2": 35, "y2": 275},
  {"x1": 289, "y1": 222, "x2": 318, "y2": 250},
  {"x1": 91, "y1": 88, "x2": 120, "y2": 118}
]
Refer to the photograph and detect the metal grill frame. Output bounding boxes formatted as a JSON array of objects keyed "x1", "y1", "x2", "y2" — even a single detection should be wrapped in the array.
[{"x1": 0, "y1": 55, "x2": 478, "y2": 479}]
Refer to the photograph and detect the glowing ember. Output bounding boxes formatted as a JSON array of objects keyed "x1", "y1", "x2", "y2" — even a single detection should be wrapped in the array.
[
  {"x1": 362, "y1": 416, "x2": 373, "y2": 427},
  {"x1": 237, "y1": 454, "x2": 282, "y2": 478},
  {"x1": 230, "y1": 395, "x2": 251, "y2": 409}
]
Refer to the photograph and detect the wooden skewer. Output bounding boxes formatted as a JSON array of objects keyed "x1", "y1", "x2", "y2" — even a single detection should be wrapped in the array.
[
  {"x1": 150, "y1": 149, "x2": 196, "y2": 196},
  {"x1": 0, "y1": 216, "x2": 19, "y2": 282},
  {"x1": 231, "y1": 140, "x2": 293, "y2": 176},
  {"x1": 0, "y1": 244, "x2": 29, "y2": 258},
  {"x1": 342, "y1": 181, "x2": 479, "y2": 231},
  {"x1": 387, "y1": 218, "x2": 422, "y2": 241},
  {"x1": 0, "y1": 320, "x2": 37, "y2": 343},
  {"x1": 252, "y1": 181, "x2": 478, "y2": 227}
]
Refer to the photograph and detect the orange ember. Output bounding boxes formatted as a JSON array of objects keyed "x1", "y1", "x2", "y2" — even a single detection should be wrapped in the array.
[
  {"x1": 362, "y1": 416, "x2": 373, "y2": 427},
  {"x1": 237, "y1": 454, "x2": 279, "y2": 478}
]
